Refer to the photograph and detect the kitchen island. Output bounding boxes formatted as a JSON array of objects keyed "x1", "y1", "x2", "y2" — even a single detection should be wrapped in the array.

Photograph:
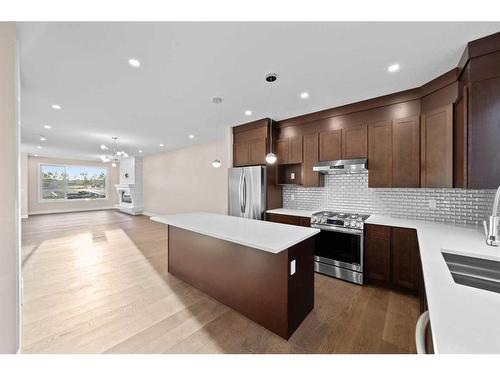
[{"x1": 151, "y1": 212, "x2": 319, "y2": 339}]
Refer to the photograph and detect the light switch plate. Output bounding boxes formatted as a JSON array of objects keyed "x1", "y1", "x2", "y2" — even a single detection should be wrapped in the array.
[
  {"x1": 291, "y1": 173, "x2": 295, "y2": 180},
  {"x1": 291, "y1": 194, "x2": 295, "y2": 201},
  {"x1": 290, "y1": 259, "x2": 296, "y2": 275}
]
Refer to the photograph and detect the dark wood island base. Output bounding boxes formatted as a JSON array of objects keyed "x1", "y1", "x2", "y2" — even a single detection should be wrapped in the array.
[{"x1": 167, "y1": 225, "x2": 315, "y2": 339}]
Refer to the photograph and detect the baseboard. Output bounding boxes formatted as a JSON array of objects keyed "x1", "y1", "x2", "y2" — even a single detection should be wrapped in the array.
[{"x1": 28, "y1": 206, "x2": 116, "y2": 216}]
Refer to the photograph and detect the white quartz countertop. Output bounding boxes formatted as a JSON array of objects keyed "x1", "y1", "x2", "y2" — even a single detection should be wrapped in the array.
[
  {"x1": 151, "y1": 212, "x2": 319, "y2": 254},
  {"x1": 266, "y1": 208, "x2": 317, "y2": 218},
  {"x1": 366, "y1": 214, "x2": 500, "y2": 354}
]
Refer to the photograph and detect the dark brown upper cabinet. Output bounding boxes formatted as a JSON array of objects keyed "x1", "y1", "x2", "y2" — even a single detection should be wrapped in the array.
[
  {"x1": 368, "y1": 121, "x2": 393, "y2": 187},
  {"x1": 319, "y1": 129, "x2": 342, "y2": 161},
  {"x1": 248, "y1": 138, "x2": 267, "y2": 165},
  {"x1": 232, "y1": 119, "x2": 269, "y2": 167},
  {"x1": 233, "y1": 142, "x2": 251, "y2": 167},
  {"x1": 392, "y1": 116, "x2": 420, "y2": 188},
  {"x1": 454, "y1": 86, "x2": 468, "y2": 188},
  {"x1": 421, "y1": 104, "x2": 453, "y2": 188},
  {"x1": 302, "y1": 133, "x2": 322, "y2": 187},
  {"x1": 319, "y1": 126, "x2": 367, "y2": 161},
  {"x1": 342, "y1": 124, "x2": 368, "y2": 159},
  {"x1": 276, "y1": 136, "x2": 303, "y2": 165}
]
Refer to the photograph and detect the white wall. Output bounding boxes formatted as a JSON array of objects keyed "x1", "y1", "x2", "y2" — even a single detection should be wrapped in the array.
[
  {"x1": 20, "y1": 152, "x2": 28, "y2": 219},
  {"x1": 27, "y1": 156, "x2": 119, "y2": 215},
  {"x1": 0, "y1": 22, "x2": 19, "y2": 353},
  {"x1": 143, "y1": 139, "x2": 229, "y2": 216}
]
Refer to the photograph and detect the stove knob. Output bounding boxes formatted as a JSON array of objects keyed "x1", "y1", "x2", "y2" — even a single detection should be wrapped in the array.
[
  {"x1": 356, "y1": 222, "x2": 363, "y2": 228},
  {"x1": 350, "y1": 220, "x2": 357, "y2": 227},
  {"x1": 321, "y1": 218, "x2": 327, "y2": 224}
]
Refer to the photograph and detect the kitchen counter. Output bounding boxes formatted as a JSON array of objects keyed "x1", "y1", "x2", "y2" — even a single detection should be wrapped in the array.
[
  {"x1": 265, "y1": 208, "x2": 500, "y2": 353},
  {"x1": 366, "y1": 214, "x2": 500, "y2": 353},
  {"x1": 266, "y1": 208, "x2": 317, "y2": 218},
  {"x1": 151, "y1": 212, "x2": 319, "y2": 254}
]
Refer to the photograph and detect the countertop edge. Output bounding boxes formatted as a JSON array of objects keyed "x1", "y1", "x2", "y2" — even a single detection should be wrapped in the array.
[{"x1": 151, "y1": 215, "x2": 319, "y2": 254}]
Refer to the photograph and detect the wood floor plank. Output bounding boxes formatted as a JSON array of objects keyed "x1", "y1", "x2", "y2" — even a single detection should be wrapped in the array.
[{"x1": 21, "y1": 210, "x2": 419, "y2": 354}]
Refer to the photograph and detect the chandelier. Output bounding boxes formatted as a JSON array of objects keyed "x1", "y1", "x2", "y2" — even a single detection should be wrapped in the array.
[{"x1": 100, "y1": 137, "x2": 128, "y2": 167}]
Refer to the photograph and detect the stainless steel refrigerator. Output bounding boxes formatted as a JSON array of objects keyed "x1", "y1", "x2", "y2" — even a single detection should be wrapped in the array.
[{"x1": 228, "y1": 166, "x2": 266, "y2": 220}]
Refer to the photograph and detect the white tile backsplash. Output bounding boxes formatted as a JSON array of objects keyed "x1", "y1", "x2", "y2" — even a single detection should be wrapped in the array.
[{"x1": 283, "y1": 172, "x2": 496, "y2": 225}]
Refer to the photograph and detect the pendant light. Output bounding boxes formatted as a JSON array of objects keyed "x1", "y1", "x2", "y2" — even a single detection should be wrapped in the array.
[
  {"x1": 212, "y1": 97, "x2": 223, "y2": 168},
  {"x1": 265, "y1": 73, "x2": 278, "y2": 164}
]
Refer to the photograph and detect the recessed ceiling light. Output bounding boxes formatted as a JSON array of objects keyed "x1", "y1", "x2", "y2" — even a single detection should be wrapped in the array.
[
  {"x1": 189, "y1": 134, "x2": 195, "y2": 139},
  {"x1": 138, "y1": 150, "x2": 143, "y2": 153},
  {"x1": 100, "y1": 144, "x2": 108, "y2": 150},
  {"x1": 52, "y1": 104, "x2": 61, "y2": 110},
  {"x1": 44, "y1": 125, "x2": 52, "y2": 129},
  {"x1": 300, "y1": 92, "x2": 309, "y2": 99},
  {"x1": 244, "y1": 110, "x2": 252, "y2": 116},
  {"x1": 159, "y1": 143, "x2": 164, "y2": 147},
  {"x1": 34, "y1": 154, "x2": 38, "y2": 157},
  {"x1": 128, "y1": 58, "x2": 141, "y2": 68},
  {"x1": 39, "y1": 136, "x2": 47, "y2": 141},
  {"x1": 388, "y1": 63, "x2": 400, "y2": 73},
  {"x1": 36, "y1": 146, "x2": 42, "y2": 149}
]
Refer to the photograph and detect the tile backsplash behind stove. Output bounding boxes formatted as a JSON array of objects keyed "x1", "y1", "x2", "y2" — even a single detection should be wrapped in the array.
[{"x1": 283, "y1": 172, "x2": 495, "y2": 225}]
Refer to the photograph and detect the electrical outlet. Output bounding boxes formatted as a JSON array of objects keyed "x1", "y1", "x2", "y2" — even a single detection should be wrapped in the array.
[
  {"x1": 291, "y1": 173, "x2": 295, "y2": 180},
  {"x1": 290, "y1": 194, "x2": 295, "y2": 201},
  {"x1": 428, "y1": 199, "x2": 437, "y2": 209}
]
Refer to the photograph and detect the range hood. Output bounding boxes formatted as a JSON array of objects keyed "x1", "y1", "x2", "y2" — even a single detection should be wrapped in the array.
[{"x1": 313, "y1": 158, "x2": 368, "y2": 175}]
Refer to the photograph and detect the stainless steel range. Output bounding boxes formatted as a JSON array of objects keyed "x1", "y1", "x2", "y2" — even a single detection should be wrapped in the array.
[{"x1": 310, "y1": 211, "x2": 370, "y2": 285}]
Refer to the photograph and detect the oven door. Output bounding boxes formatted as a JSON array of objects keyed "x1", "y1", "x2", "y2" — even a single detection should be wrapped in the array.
[{"x1": 314, "y1": 228, "x2": 363, "y2": 272}]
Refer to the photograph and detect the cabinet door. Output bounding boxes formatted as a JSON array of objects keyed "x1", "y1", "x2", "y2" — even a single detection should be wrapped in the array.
[
  {"x1": 392, "y1": 116, "x2": 420, "y2": 187},
  {"x1": 368, "y1": 121, "x2": 393, "y2": 187},
  {"x1": 453, "y1": 88, "x2": 468, "y2": 188},
  {"x1": 276, "y1": 139, "x2": 289, "y2": 164},
  {"x1": 319, "y1": 130, "x2": 342, "y2": 161},
  {"x1": 302, "y1": 133, "x2": 321, "y2": 187},
  {"x1": 421, "y1": 104, "x2": 453, "y2": 188},
  {"x1": 288, "y1": 136, "x2": 303, "y2": 163},
  {"x1": 391, "y1": 227, "x2": 420, "y2": 292},
  {"x1": 364, "y1": 224, "x2": 391, "y2": 285},
  {"x1": 248, "y1": 138, "x2": 267, "y2": 165},
  {"x1": 342, "y1": 124, "x2": 367, "y2": 159},
  {"x1": 233, "y1": 143, "x2": 249, "y2": 167}
]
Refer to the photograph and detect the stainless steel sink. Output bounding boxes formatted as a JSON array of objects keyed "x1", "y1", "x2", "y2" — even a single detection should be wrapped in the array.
[{"x1": 442, "y1": 251, "x2": 500, "y2": 294}]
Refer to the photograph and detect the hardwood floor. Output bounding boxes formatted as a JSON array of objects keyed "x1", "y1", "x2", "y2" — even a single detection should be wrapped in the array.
[{"x1": 21, "y1": 210, "x2": 419, "y2": 354}]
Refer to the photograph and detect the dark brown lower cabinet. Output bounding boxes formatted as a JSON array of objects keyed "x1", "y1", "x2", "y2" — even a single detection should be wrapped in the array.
[
  {"x1": 365, "y1": 224, "x2": 421, "y2": 294},
  {"x1": 266, "y1": 213, "x2": 310, "y2": 227},
  {"x1": 391, "y1": 227, "x2": 420, "y2": 291},
  {"x1": 364, "y1": 224, "x2": 391, "y2": 285}
]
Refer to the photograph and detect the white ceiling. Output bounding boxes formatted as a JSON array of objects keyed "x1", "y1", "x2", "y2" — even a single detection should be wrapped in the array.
[{"x1": 18, "y1": 22, "x2": 500, "y2": 161}]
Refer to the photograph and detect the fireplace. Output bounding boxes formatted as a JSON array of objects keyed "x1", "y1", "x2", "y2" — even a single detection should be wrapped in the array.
[
  {"x1": 121, "y1": 191, "x2": 132, "y2": 203},
  {"x1": 114, "y1": 156, "x2": 143, "y2": 215}
]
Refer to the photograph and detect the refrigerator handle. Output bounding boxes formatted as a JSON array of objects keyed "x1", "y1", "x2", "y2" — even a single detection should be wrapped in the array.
[
  {"x1": 241, "y1": 173, "x2": 247, "y2": 215},
  {"x1": 238, "y1": 171, "x2": 244, "y2": 216}
]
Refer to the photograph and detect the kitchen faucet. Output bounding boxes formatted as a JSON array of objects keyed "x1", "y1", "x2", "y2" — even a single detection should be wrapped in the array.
[{"x1": 483, "y1": 185, "x2": 500, "y2": 246}]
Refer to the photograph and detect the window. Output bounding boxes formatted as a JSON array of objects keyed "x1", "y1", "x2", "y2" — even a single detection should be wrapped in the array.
[{"x1": 40, "y1": 164, "x2": 108, "y2": 201}]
